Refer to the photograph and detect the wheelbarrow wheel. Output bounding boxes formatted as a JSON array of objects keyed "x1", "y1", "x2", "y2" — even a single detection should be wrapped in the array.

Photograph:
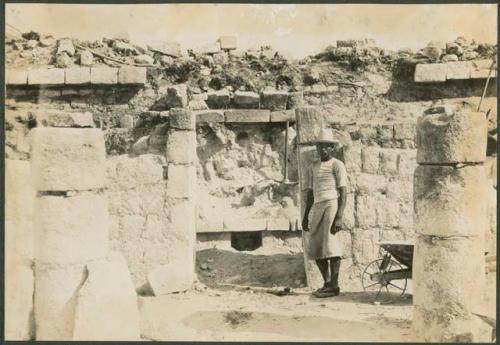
[{"x1": 361, "y1": 257, "x2": 408, "y2": 301}]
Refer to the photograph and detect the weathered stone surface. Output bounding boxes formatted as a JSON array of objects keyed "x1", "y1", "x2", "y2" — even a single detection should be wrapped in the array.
[
  {"x1": 72, "y1": 252, "x2": 141, "y2": 340},
  {"x1": 361, "y1": 146, "x2": 380, "y2": 174},
  {"x1": 167, "y1": 165, "x2": 196, "y2": 198},
  {"x1": 57, "y1": 38, "x2": 75, "y2": 56},
  {"x1": 162, "y1": 84, "x2": 188, "y2": 109},
  {"x1": 233, "y1": 91, "x2": 260, "y2": 109},
  {"x1": 5, "y1": 260, "x2": 34, "y2": 340},
  {"x1": 260, "y1": 90, "x2": 288, "y2": 110},
  {"x1": 287, "y1": 91, "x2": 304, "y2": 109},
  {"x1": 416, "y1": 109, "x2": 488, "y2": 164},
  {"x1": 355, "y1": 194, "x2": 383, "y2": 228},
  {"x1": 65, "y1": 67, "x2": 91, "y2": 84},
  {"x1": 414, "y1": 63, "x2": 447, "y2": 82},
  {"x1": 34, "y1": 192, "x2": 109, "y2": 265},
  {"x1": 441, "y1": 54, "x2": 459, "y2": 62},
  {"x1": 270, "y1": 110, "x2": 295, "y2": 122},
  {"x1": 79, "y1": 50, "x2": 94, "y2": 66},
  {"x1": 343, "y1": 145, "x2": 362, "y2": 172},
  {"x1": 166, "y1": 130, "x2": 196, "y2": 164},
  {"x1": 147, "y1": 41, "x2": 181, "y2": 58},
  {"x1": 414, "y1": 164, "x2": 488, "y2": 237},
  {"x1": 5, "y1": 160, "x2": 35, "y2": 261},
  {"x1": 132, "y1": 135, "x2": 149, "y2": 155},
  {"x1": 118, "y1": 67, "x2": 147, "y2": 84},
  {"x1": 446, "y1": 61, "x2": 471, "y2": 80},
  {"x1": 379, "y1": 149, "x2": 399, "y2": 175},
  {"x1": 296, "y1": 107, "x2": 326, "y2": 145},
  {"x1": 6, "y1": 69, "x2": 28, "y2": 85},
  {"x1": 148, "y1": 123, "x2": 168, "y2": 155},
  {"x1": 35, "y1": 264, "x2": 87, "y2": 340},
  {"x1": 36, "y1": 110, "x2": 94, "y2": 128},
  {"x1": 194, "y1": 110, "x2": 225, "y2": 123},
  {"x1": 195, "y1": 42, "x2": 221, "y2": 55},
  {"x1": 393, "y1": 122, "x2": 415, "y2": 140},
  {"x1": 196, "y1": 218, "x2": 224, "y2": 233},
  {"x1": 134, "y1": 54, "x2": 154, "y2": 65},
  {"x1": 218, "y1": 36, "x2": 237, "y2": 50},
  {"x1": 212, "y1": 52, "x2": 228, "y2": 65},
  {"x1": 225, "y1": 109, "x2": 270, "y2": 123},
  {"x1": 206, "y1": 89, "x2": 231, "y2": 109},
  {"x1": 147, "y1": 262, "x2": 195, "y2": 295},
  {"x1": 169, "y1": 108, "x2": 195, "y2": 130},
  {"x1": 223, "y1": 218, "x2": 267, "y2": 231},
  {"x1": 397, "y1": 150, "x2": 417, "y2": 178},
  {"x1": 470, "y1": 59, "x2": 496, "y2": 79},
  {"x1": 28, "y1": 68, "x2": 65, "y2": 85},
  {"x1": 119, "y1": 114, "x2": 134, "y2": 129},
  {"x1": 386, "y1": 179, "x2": 413, "y2": 201},
  {"x1": 413, "y1": 235, "x2": 485, "y2": 342},
  {"x1": 355, "y1": 173, "x2": 387, "y2": 195},
  {"x1": 90, "y1": 67, "x2": 118, "y2": 84},
  {"x1": 31, "y1": 128, "x2": 106, "y2": 191},
  {"x1": 188, "y1": 100, "x2": 208, "y2": 110}
]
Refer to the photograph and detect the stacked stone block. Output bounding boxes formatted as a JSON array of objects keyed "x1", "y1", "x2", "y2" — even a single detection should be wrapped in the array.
[
  {"x1": 412, "y1": 108, "x2": 488, "y2": 342},
  {"x1": 31, "y1": 112, "x2": 140, "y2": 340}
]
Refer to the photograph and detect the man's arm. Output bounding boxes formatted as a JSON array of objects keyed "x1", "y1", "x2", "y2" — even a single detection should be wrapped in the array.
[
  {"x1": 302, "y1": 189, "x2": 314, "y2": 231},
  {"x1": 331, "y1": 186, "x2": 347, "y2": 234}
]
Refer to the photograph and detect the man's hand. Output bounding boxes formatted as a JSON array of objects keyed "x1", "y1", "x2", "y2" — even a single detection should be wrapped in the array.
[
  {"x1": 330, "y1": 216, "x2": 343, "y2": 234},
  {"x1": 302, "y1": 218, "x2": 309, "y2": 232}
]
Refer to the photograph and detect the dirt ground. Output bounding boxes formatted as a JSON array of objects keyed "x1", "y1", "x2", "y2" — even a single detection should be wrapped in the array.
[{"x1": 139, "y1": 248, "x2": 496, "y2": 342}]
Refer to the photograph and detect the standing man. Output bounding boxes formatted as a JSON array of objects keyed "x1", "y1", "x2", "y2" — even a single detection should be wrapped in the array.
[{"x1": 302, "y1": 128, "x2": 348, "y2": 297}]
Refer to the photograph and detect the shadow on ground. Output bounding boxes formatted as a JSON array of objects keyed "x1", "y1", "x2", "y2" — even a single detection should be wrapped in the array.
[{"x1": 196, "y1": 248, "x2": 306, "y2": 289}]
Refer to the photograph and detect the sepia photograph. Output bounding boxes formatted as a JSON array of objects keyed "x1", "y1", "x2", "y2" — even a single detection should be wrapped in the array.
[{"x1": 3, "y1": 2, "x2": 498, "y2": 342}]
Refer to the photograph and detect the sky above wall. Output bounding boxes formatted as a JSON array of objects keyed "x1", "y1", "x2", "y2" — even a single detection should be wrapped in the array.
[{"x1": 6, "y1": 3, "x2": 497, "y2": 58}]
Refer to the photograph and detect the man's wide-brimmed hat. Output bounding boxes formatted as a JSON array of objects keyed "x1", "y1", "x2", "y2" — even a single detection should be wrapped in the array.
[{"x1": 312, "y1": 128, "x2": 341, "y2": 145}]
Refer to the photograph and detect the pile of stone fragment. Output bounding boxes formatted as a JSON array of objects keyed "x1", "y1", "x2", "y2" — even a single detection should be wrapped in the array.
[{"x1": 416, "y1": 36, "x2": 496, "y2": 63}]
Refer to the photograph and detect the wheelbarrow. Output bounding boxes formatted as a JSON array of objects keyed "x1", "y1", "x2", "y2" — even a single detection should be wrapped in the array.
[{"x1": 361, "y1": 240, "x2": 413, "y2": 301}]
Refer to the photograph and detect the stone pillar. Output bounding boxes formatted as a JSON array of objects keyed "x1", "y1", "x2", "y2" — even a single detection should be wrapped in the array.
[
  {"x1": 31, "y1": 111, "x2": 140, "y2": 340},
  {"x1": 412, "y1": 108, "x2": 489, "y2": 342},
  {"x1": 147, "y1": 108, "x2": 197, "y2": 295},
  {"x1": 295, "y1": 107, "x2": 327, "y2": 289}
]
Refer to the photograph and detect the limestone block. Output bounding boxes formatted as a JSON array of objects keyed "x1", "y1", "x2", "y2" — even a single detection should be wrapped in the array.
[
  {"x1": 376, "y1": 199, "x2": 401, "y2": 228},
  {"x1": 196, "y1": 218, "x2": 224, "y2": 233},
  {"x1": 167, "y1": 165, "x2": 196, "y2": 198},
  {"x1": 107, "y1": 154, "x2": 166, "y2": 189},
  {"x1": 446, "y1": 61, "x2": 471, "y2": 80},
  {"x1": 233, "y1": 91, "x2": 260, "y2": 109},
  {"x1": 394, "y1": 122, "x2": 415, "y2": 140},
  {"x1": 36, "y1": 110, "x2": 94, "y2": 128},
  {"x1": 195, "y1": 42, "x2": 221, "y2": 55},
  {"x1": 57, "y1": 38, "x2": 75, "y2": 56},
  {"x1": 225, "y1": 109, "x2": 270, "y2": 123},
  {"x1": 6, "y1": 69, "x2": 28, "y2": 85},
  {"x1": 5, "y1": 160, "x2": 35, "y2": 261},
  {"x1": 296, "y1": 107, "x2": 325, "y2": 145},
  {"x1": 118, "y1": 67, "x2": 147, "y2": 84},
  {"x1": 355, "y1": 195, "x2": 381, "y2": 228},
  {"x1": 352, "y1": 230, "x2": 379, "y2": 264},
  {"x1": 72, "y1": 252, "x2": 141, "y2": 340},
  {"x1": 161, "y1": 84, "x2": 187, "y2": 109},
  {"x1": 28, "y1": 68, "x2": 65, "y2": 85},
  {"x1": 260, "y1": 90, "x2": 288, "y2": 110},
  {"x1": 131, "y1": 135, "x2": 149, "y2": 155},
  {"x1": 147, "y1": 41, "x2": 181, "y2": 58},
  {"x1": 5, "y1": 260, "x2": 34, "y2": 340},
  {"x1": 218, "y1": 36, "x2": 237, "y2": 50},
  {"x1": 206, "y1": 90, "x2": 231, "y2": 109},
  {"x1": 413, "y1": 235, "x2": 485, "y2": 342},
  {"x1": 414, "y1": 164, "x2": 488, "y2": 237},
  {"x1": 287, "y1": 91, "x2": 304, "y2": 109},
  {"x1": 270, "y1": 110, "x2": 295, "y2": 122},
  {"x1": 343, "y1": 145, "x2": 362, "y2": 172},
  {"x1": 386, "y1": 179, "x2": 413, "y2": 201},
  {"x1": 223, "y1": 218, "x2": 267, "y2": 231},
  {"x1": 361, "y1": 146, "x2": 380, "y2": 173},
  {"x1": 188, "y1": 100, "x2": 208, "y2": 110},
  {"x1": 267, "y1": 218, "x2": 292, "y2": 231},
  {"x1": 169, "y1": 108, "x2": 195, "y2": 130},
  {"x1": 379, "y1": 149, "x2": 399, "y2": 175},
  {"x1": 31, "y1": 128, "x2": 106, "y2": 191},
  {"x1": 35, "y1": 264, "x2": 87, "y2": 340},
  {"x1": 397, "y1": 150, "x2": 417, "y2": 178},
  {"x1": 416, "y1": 109, "x2": 488, "y2": 164},
  {"x1": 35, "y1": 192, "x2": 109, "y2": 265},
  {"x1": 65, "y1": 67, "x2": 91, "y2": 84},
  {"x1": 399, "y1": 202, "x2": 413, "y2": 229},
  {"x1": 355, "y1": 173, "x2": 387, "y2": 195},
  {"x1": 343, "y1": 193, "x2": 356, "y2": 229},
  {"x1": 90, "y1": 67, "x2": 118, "y2": 84},
  {"x1": 147, "y1": 262, "x2": 195, "y2": 295},
  {"x1": 194, "y1": 110, "x2": 225, "y2": 123},
  {"x1": 414, "y1": 63, "x2": 447, "y2": 82},
  {"x1": 119, "y1": 114, "x2": 134, "y2": 129},
  {"x1": 166, "y1": 130, "x2": 196, "y2": 164},
  {"x1": 470, "y1": 59, "x2": 496, "y2": 79}
]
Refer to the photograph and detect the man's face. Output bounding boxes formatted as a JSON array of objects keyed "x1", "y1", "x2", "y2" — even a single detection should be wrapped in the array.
[{"x1": 316, "y1": 143, "x2": 335, "y2": 161}]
